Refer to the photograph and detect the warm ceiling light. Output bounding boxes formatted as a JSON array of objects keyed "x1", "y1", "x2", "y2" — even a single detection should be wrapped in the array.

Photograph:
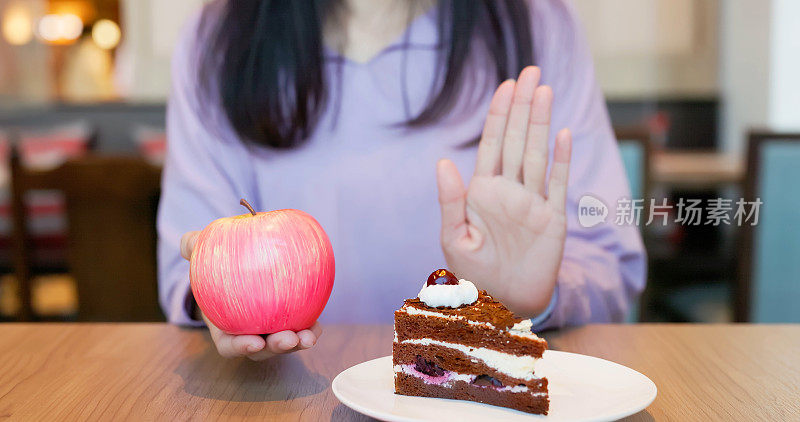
[
  {"x1": 1, "y1": 2, "x2": 34, "y2": 46},
  {"x1": 37, "y1": 13, "x2": 83, "y2": 44},
  {"x1": 91, "y1": 19, "x2": 120, "y2": 50},
  {"x1": 59, "y1": 14, "x2": 83, "y2": 39},
  {"x1": 37, "y1": 15, "x2": 62, "y2": 42}
]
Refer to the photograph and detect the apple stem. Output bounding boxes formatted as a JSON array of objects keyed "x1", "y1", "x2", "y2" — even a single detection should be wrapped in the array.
[{"x1": 240, "y1": 198, "x2": 257, "y2": 216}]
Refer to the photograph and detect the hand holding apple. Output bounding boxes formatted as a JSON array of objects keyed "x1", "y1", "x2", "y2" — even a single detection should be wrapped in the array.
[
  {"x1": 181, "y1": 199, "x2": 334, "y2": 359},
  {"x1": 181, "y1": 229, "x2": 325, "y2": 360}
]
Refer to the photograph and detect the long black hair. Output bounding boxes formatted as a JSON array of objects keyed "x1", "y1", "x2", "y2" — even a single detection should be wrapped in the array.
[{"x1": 199, "y1": 0, "x2": 533, "y2": 149}]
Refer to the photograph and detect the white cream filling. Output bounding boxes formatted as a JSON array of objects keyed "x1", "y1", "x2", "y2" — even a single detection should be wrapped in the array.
[
  {"x1": 400, "y1": 338, "x2": 542, "y2": 381},
  {"x1": 511, "y1": 319, "x2": 532, "y2": 332},
  {"x1": 499, "y1": 385, "x2": 534, "y2": 393},
  {"x1": 508, "y1": 319, "x2": 541, "y2": 340}
]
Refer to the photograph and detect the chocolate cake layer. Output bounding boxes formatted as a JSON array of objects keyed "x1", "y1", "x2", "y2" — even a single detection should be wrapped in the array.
[
  {"x1": 395, "y1": 372, "x2": 549, "y2": 415},
  {"x1": 395, "y1": 310, "x2": 546, "y2": 357},
  {"x1": 393, "y1": 342, "x2": 547, "y2": 391},
  {"x1": 404, "y1": 290, "x2": 523, "y2": 330}
]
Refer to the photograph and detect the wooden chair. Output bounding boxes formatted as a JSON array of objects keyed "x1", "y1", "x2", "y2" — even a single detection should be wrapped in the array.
[
  {"x1": 11, "y1": 154, "x2": 165, "y2": 321},
  {"x1": 614, "y1": 127, "x2": 653, "y2": 323},
  {"x1": 736, "y1": 131, "x2": 800, "y2": 322},
  {"x1": 614, "y1": 126, "x2": 653, "y2": 204}
]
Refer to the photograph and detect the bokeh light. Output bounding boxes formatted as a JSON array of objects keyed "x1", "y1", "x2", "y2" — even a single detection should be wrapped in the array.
[
  {"x1": 91, "y1": 19, "x2": 121, "y2": 50},
  {"x1": 37, "y1": 13, "x2": 83, "y2": 44},
  {"x1": 1, "y1": 2, "x2": 34, "y2": 46}
]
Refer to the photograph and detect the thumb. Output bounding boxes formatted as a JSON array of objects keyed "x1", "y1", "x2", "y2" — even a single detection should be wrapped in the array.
[
  {"x1": 437, "y1": 159, "x2": 467, "y2": 244},
  {"x1": 181, "y1": 231, "x2": 200, "y2": 261}
]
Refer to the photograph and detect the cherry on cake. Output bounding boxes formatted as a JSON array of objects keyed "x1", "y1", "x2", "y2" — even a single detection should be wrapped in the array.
[{"x1": 393, "y1": 269, "x2": 549, "y2": 415}]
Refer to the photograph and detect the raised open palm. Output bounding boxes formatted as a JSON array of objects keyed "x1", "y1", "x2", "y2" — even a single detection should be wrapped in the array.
[{"x1": 437, "y1": 66, "x2": 572, "y2": 317}]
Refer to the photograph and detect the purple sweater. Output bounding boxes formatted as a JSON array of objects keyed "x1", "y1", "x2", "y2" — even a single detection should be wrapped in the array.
[{"x1": 158, "y1": 0, "x2": 646, "y2": 328}]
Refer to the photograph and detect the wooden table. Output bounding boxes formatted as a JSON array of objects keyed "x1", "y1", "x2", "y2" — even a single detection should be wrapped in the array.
[
  {"x1": 1, "y1": 324, "x2": 797, "y2": 421},
  {"x1": 652, "y1": 152, "x2": 744, "y2": 188}
]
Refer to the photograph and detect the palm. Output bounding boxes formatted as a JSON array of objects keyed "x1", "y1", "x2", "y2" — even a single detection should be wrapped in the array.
[{"x1": 436, "y1": 67, "x2": 572, "y2": 317}]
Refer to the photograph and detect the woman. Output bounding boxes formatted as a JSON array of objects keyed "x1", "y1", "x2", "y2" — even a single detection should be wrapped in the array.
[{"x1": 159, "y1": 0, "x2": 645, "y2": 360}]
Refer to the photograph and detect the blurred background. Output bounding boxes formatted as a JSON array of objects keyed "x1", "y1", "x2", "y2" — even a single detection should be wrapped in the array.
[{"x1": 0, "y1": 0, "x2": 798, "y2": 323}]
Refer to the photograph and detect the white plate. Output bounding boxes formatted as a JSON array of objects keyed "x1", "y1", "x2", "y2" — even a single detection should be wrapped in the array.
[{"x1": 332, "y1": 351, "x2": 656, "y2": 422}]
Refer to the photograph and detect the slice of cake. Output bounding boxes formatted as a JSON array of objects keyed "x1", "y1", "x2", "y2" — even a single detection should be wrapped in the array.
[{"x1": 393, "y1": 269, "x2": 549, "y2": 415}]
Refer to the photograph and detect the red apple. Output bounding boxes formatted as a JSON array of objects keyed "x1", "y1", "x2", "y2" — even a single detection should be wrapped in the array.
[{"x1": 190, "y1": 199, "x2": 335, "y2": 334}]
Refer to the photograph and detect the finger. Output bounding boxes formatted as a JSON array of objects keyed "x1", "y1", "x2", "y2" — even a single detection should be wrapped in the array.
[
  {"x1": 203, "y1": 311, "x2": 267, "y2": 358},
  {"x1": 475, "y1": 80, "x2": 515, "y2": 177},
  {"x1": 523, "y1": 85, "x2": 553, "y2": 195},
  {"x1": 502, "y1": 66, "x2": 540, "y2": 181},
  {"x1": 246, "y1": 348, "x2": 276, "y2": 361},
  {"x1": 308, "y1": 321, "x2": 323, "y2": 339},
  {"x1": 265, "y1": 330, "x2": 300, "y2": 354},
  {"x1": 437, "y1": 159, "x2": 467, "y2": 245},
  {"x1": 215, "y1": 332, "x2": 266, "y2": 358},
  {"x1": 249, "y1": 325, "x2": 321, "y2": 360},
  {"x1": 232, "y1": 335, "x2": 267, "y2": 355},
  {"x1": 297, "y1": 329, "x2": 317, "y2": 349},
  {"x1": 546, "y1": 128, "x2": 573, "y2": 214},
  {"x1": 180, "y1": 231, "x2": 200, "y2": 260}
]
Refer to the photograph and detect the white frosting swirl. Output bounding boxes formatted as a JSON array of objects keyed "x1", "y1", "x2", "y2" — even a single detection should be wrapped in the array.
[{"x1": 418, "y1": 278, "x2": 478, "y2": 308}]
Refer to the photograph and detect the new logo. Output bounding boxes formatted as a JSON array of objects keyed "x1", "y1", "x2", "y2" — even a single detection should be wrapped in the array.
[{"x1": 578, "y1": 195, "x2": 608, "y2": 228}]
